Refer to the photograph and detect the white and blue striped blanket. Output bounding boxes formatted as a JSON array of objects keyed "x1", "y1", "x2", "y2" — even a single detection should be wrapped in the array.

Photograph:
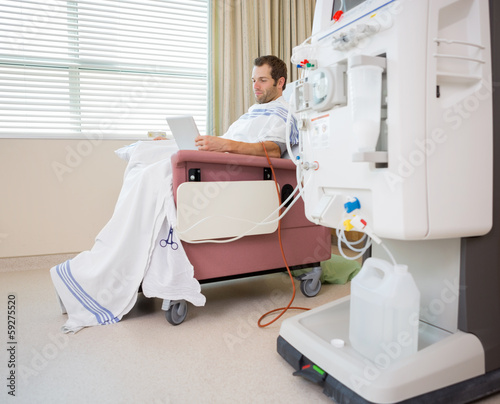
[{"x1": 50, "y1": 141, "x2": 206, "y2": 333}]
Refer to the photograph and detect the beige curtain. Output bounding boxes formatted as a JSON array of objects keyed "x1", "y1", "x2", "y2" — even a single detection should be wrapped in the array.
[{"x1": 208, "y1": 0, "x2": 316, "y2": 136}]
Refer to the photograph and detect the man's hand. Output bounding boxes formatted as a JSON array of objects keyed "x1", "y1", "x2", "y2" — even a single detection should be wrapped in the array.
[
  {"x1": 195, "y1": 135, "x2": 281, "y2": 158},
  {"x1": 195, "y1": 135, "x2": 229, "y2": 153}
]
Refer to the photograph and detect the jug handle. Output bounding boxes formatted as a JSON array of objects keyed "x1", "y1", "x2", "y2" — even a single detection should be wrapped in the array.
[{"x1": 357, "y1": 257, "x2": 394, "y2": 283}]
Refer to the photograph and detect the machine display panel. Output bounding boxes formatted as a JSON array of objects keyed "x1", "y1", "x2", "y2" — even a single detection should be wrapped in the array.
[{"x1": 331, "y1": 0, "x2": 368, "y2": 19}]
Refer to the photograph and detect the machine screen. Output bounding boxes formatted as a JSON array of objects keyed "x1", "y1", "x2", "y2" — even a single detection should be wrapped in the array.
[{"x1": 331, "y1": 0, "x2": 368, "y2": 19}]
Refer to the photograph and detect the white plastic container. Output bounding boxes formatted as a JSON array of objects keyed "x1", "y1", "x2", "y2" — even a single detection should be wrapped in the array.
[{"x1": 349, "y1": 257, "x2": 420, "y2": 364}]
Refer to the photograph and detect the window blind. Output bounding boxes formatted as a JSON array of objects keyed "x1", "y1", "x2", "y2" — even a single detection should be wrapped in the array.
[{"x1": 0, "y1": 0, "x2": 208, "y2": 139}]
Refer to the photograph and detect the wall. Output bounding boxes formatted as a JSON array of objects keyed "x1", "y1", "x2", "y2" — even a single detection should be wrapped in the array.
[{"x1": 0, "y1": 138, "x2": 130, "y2": 258}]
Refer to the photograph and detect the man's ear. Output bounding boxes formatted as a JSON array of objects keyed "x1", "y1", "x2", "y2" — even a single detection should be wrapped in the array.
[{"x1": 277, "y1": 76, "x2": 285, "y2": 90}]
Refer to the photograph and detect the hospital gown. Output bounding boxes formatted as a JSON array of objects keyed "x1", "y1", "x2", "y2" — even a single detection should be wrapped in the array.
[
  {"x1": 50, "y1": 96, "x2": 298, "y2": 333},
  {"x1": 222, "y1": 96, "x2": 298, "y2": 153}
]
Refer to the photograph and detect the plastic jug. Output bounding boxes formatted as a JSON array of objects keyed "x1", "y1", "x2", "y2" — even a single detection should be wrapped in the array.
[{"x1": 349, "y1": 257, "x2": 420, "y2": 363}]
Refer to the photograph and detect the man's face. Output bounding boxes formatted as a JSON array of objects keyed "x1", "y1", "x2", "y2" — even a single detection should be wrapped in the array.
[{"x1": 252, "y1": 64, "x2": 282, "y2": 104}]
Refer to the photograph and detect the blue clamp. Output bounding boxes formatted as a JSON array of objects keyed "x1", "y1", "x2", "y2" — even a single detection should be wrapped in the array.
[{"x1": 344, "y1": 197, "x2": 361, "y2": 213}]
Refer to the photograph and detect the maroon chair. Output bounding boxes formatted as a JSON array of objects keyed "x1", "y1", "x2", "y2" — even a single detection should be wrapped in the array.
[{"x1": 163, "y1": 150, "x2": 331, "y2": 324}]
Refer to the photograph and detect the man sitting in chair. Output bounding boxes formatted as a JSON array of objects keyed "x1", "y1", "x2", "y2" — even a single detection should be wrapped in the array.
[
  {"x1": 51, "y1": 55, "x2": 298, "y2": 333},
  {"x1": 195, "y1": 55, "x2": 297, "y2": 158},
  {"x1": 158, "y1": 55, "x2": 297, "y2": 157}
]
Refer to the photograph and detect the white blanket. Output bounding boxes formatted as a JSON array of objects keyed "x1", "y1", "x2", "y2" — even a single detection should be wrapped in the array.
[{"x1": 50, "y1": 141, "x2": 206, "y2": 333}]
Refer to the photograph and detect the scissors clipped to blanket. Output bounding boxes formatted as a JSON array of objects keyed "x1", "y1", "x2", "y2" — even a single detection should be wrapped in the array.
[{"x1": 160, "y1": 226, "x2": 179, "y2": 250}]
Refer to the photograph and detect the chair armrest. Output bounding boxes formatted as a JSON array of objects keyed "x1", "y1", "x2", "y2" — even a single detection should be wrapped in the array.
[{"x1": 171, "y1": 150, "x2": 296, "y2": 171}]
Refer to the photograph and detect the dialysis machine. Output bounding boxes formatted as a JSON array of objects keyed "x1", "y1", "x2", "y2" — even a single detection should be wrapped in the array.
[{"x1": 278, "y1": 0, "x2": 500, "y2": 402}]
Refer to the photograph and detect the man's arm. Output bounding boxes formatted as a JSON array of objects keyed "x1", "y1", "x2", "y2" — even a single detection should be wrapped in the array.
[{"x1": 195, "y1": 135, "x2": 281, "y2": 158}]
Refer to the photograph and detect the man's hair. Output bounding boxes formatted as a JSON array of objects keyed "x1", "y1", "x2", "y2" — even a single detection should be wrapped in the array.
[{"x1": 254, "y1": 55, "x2": 287, "y2": 90}]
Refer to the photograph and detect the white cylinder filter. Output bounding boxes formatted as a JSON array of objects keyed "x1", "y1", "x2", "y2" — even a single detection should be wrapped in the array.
[{"x1": 348, "y1": 64, "x2": 384, "y2": 152}]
